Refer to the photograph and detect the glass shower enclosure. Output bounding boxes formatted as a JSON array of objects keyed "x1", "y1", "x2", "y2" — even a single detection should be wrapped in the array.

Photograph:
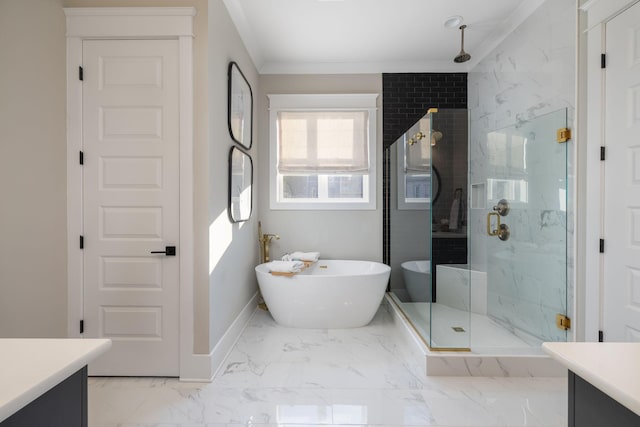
[{"x1": 388, "y1": 108, "x2": 569, "y2": 353}]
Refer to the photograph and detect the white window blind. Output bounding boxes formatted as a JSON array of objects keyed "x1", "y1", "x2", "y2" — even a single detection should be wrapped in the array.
[
  {"x1": 268, "y1": 93, "x2": 378, "y2": 210},
  {"x1": 277, "y1": 111, "x2": 369, "y2": 173}
]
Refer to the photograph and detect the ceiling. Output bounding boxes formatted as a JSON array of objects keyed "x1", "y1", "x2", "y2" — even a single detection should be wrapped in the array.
[{"x1": 222, "y1": 0, "x2": 546, "y2": 74}]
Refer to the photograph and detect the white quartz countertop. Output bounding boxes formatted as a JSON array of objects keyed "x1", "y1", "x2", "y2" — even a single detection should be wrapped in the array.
[
  {"x1": 543, "y1": 342, "x2": 640, "y2": 417},
  {"x1": 0, "y1": 338, "x2": 111, "y2": 422}
]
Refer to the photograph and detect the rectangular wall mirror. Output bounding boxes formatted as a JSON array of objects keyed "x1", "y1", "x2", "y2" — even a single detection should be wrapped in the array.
[
  {"x1": 228, "y1": 146, "x2": 253, "y2": 223},
  {"x1": 228, "y1": 61, "x2": 253, "y2": 150}
]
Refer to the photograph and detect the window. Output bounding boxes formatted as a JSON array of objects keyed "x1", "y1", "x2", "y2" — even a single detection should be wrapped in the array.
[
  {"x1": 268, "y1": 94, "x2": 378, "y2": 210},
  {"x1": 397, "y1": 118, "x2": 431, "y2": 210}
]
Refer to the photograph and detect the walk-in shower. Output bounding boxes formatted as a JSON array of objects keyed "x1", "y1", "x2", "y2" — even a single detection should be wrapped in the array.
[{"x1": 388, "y1": 108, "x2": 569, "y2": 354}]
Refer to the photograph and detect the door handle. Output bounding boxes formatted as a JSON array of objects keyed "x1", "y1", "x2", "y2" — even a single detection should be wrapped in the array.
[
  {"x1": 487, "y1": 212, "x2": 501, "y2": 236},
  {"x1": 151, "y1": 246, "x2": 176, "y2": 256},
  {"x1": 487, "y1": 213, "x2": 510, "y2": 241}
]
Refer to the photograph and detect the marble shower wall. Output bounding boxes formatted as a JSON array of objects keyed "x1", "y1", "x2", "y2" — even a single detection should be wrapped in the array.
[{"x1": 467, "y1": 0, "x2": 576, "y2": 343}]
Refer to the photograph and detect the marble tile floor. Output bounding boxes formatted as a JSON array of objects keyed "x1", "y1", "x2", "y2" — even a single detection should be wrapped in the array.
[{"x1": 88, "y1": 306, "x2": 567, "y2": 427}]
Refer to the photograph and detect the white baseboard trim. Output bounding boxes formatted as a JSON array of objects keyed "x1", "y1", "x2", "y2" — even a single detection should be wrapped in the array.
[
  {"x1": 179, "y1": 352, "x2": 217, "y2": 382},
  {"x1": 209, "y1": 291, "x2": 260, "y2": 379},
  {"x1": 180, "y1": 291, "x2": 259, "y2": 382}
]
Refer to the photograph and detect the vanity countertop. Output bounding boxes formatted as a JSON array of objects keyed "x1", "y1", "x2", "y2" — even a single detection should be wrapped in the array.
[
  {"x1": 542, "y1": 342, "x2": 640, "y2": 417},
  {"x1": 0, "y1": 338, "x2": 111, "y2": 422}
]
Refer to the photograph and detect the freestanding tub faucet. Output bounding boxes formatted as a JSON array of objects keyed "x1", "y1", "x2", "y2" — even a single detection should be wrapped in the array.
[{"x1": 258, "y1": 221, "x2": 279, "y2": 263}]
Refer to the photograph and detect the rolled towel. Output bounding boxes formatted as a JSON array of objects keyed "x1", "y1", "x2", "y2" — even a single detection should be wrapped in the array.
[
  {"x1": 290, "y1": 251, "x2": 320, "y2": 262},
  {"x1": 281, "y1": 253, "x2": 292, "y2": 261},
  {"x1": 267, "y1": 260, "x2": 305, "y2": 274}
]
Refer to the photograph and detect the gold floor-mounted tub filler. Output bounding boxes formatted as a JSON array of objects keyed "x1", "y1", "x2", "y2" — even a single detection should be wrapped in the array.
[{"x1": 258, "y1": 221, "x2": 279, "y2": 264}]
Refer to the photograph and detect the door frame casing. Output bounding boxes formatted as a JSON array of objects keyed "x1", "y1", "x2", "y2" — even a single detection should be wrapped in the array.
[
  {"x1": 582, "y1": 0, "x2": 640, "y2": 342},
  {"x1": 64, "y1": 7, "x2": 198, "y2": 379}
]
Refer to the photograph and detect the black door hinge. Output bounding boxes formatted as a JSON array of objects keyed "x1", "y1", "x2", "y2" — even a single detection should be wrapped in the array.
[
  {"x1": 80, "y1": 320, "x2": 84, "y2": 334},
  {"x1": 600, "y1": 146, "x2": 605, "y2": 161},
  {"x1": 79, "y1": 66, "x2": 84, "y2": 81},
  {"x1": 80, "y1": 235, "x2": 84, "y2": 249},
  {"x1": 598, "y1": 330, "x2": 604, "y2": 342},
  {"x1": 601, "y1": 53, "x2": 606, "y2": 69},
  {"x1": 599, "y1": 239, "x2": 605, "y2": 253},
  {"x1": 79, "y1": 151, "x2": 84, "y2": 165}
]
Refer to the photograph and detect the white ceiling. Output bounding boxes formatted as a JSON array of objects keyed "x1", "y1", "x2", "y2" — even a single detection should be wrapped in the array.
[{"x1": 223, "y1": 0, "x2": 546, "y2": 74}]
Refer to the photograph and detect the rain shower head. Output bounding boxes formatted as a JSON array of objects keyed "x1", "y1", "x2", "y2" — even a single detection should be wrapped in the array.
[
  {"x1": 454, "y1": 25, "x2": 471, "y2": 63},
  {"x1": 454, "y1": 52, "x2": 471, "y2": 63}
]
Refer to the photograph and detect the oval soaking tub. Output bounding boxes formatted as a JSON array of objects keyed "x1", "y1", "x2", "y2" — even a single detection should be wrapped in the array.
[
  {"x1": 401, "y1": 260, "x2": 431, "y2": 302},
  {"x1": 255, "y1": 260, "x2": 391, "y2": 328}
]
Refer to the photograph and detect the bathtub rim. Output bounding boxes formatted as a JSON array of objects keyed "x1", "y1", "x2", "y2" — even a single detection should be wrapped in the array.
[
  {"x1": 400, "y1": 259, "x2": 431, "y2": 274},
  {"x1": 255, "y1": 259, "x2": 390, "y2": 278}
]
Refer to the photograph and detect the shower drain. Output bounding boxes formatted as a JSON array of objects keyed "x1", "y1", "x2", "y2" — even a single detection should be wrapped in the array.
[{"x1": 451, "y1": 326, "x2": 466, "y2": 333}]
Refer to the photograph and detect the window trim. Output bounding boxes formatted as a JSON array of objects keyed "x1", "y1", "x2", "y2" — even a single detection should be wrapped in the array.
[
  {"x1": 396, "y1": 138, "x2": 431, "y2": 210},
  {"x1": 268, "y1": 94, "x2": 378, "y2": 210}
]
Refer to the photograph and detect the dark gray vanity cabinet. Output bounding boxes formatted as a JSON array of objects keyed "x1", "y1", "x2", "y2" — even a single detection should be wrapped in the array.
[
  {"x1": 569, "y1": 371, "x2": 640, "y2": 427},
  {"x1": 1, "y1": 367, "x2": 87, "y2": 427}
]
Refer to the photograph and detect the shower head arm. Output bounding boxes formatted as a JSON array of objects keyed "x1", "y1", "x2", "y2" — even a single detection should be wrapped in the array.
[{"x1": 454, "y1": 24, "x2": 471, "y2": 63}]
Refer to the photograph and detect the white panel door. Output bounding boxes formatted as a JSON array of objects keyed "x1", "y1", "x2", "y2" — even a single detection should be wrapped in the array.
[
  {"x1": 603, "y1": 1, "x2": 640, "y2": 342},
  {"x1": 83, "y1": 40, "x2": 180, "y2": 375}
]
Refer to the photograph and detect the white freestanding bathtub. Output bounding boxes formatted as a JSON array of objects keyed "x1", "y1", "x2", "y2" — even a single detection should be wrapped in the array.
[
  {"x1": 255, "y1": 260, "x2": 391, "y2": 328},
  {"x1": 401, "y1": 260, "x2": 431, "y2": 302}
]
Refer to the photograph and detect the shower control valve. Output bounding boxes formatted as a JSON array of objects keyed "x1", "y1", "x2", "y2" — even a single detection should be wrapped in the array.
[{"x1": 492, "y1": 199, "x2": 510, "y2": 216}]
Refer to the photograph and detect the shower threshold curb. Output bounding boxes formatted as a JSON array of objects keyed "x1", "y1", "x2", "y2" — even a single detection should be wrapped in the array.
[{"x1": 384, "y1": 293, "x2": 565, "y2": 377}]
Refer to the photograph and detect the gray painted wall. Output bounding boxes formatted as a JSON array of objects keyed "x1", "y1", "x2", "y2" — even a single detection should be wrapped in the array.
[
  {"x1": 207, "y1": 0, "x2": 260, "y2": 352},
  {"x1": 0, "y1": 0, "x2": 67, "y2": 337},
  {"x1": 257, "y1": 75, "x2": 383, "y2": 263}
]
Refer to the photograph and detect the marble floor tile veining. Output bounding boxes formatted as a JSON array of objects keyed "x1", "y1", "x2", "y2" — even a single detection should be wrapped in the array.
[{"x1": 89, "y1": 307, "x2": 567, "y2": 427}]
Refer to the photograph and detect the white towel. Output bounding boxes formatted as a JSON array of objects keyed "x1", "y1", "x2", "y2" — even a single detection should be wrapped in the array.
[
  {"x1": 290, "y1": 251, "x2": 320, "y2": 262},
  {"x1": 449, "y1": 199, "x2": 460, "y2": 230},
  {"x1": 267, "y1": 260, "x2": 304, "y2": 273}
]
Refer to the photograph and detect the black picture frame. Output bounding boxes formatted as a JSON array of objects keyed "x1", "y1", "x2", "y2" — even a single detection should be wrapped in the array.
[
  {"x1": 227, "y1": 62, "x2": 253, "y2": 150},
  {"x1": 228, "y1": 146, "x2": 253, "y2": 223}
]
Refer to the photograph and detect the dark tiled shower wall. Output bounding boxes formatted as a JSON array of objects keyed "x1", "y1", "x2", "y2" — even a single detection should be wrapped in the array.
[
  {"x1": 382, "y1": 73, "x2": 467, "y2": 267},
  {"x1": 431, "y1": 110, "x2": 469, "y2": 225},
  {"x1": 382, "y1": 73, "x2": 467, "y2": 149}
]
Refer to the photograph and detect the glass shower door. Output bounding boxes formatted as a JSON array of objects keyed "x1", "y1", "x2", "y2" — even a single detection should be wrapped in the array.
[
  {"x1": 428, "y1": 109, "x2": 471, "y2": 350},
  {"x1": 472, "y1": 108, "x2": 568, "y2": 352}
]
